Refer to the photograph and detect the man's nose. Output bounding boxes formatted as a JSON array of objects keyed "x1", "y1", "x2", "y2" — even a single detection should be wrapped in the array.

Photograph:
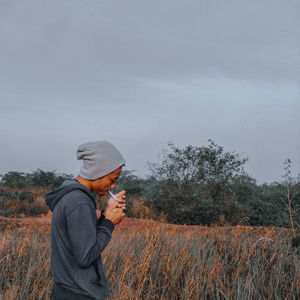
[{"x1": 111, "y1": 182, "x2": 116, "y2": 189}]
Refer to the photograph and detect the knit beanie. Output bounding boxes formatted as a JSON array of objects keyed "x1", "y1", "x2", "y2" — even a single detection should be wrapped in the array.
[{"x1": 77, "y1": 141, "x2": 126, "y2": 180}]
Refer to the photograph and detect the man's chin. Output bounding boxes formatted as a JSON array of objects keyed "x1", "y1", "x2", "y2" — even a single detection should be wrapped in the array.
[{"x1": 95, "y1": 191, "x2": 107, "y2": 196}]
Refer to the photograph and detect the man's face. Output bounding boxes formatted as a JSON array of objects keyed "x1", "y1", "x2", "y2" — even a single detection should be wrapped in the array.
[{"x1": 91, "y1": 167, "x2": 122, "y2": 196}]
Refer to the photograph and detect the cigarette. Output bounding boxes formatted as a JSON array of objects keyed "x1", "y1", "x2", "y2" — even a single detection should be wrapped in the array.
[{"x1": 108, "y1": 191, "x2": 118, "y2": 202}]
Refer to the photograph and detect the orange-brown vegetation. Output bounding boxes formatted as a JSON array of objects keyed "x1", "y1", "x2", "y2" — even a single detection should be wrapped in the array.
[{"x1": 0, "y1": 212, "x2": 299, "y2": 299}]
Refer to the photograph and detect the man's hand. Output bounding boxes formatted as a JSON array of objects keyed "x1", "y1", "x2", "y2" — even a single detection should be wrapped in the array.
[
  {"x1": 104, "y1": 190, "x2": 126, "y2": 225},
  {"x1": 107, "y1": 190, "x2": 126, "y2": 211},
  {"x1": 96, "y1": 209, "x2": 101, "y2": 219},
  {"x1": 104, "y1": 204, "x2": 125, "y2": 225}
]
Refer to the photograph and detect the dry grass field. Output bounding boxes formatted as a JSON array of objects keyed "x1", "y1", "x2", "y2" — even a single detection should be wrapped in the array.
[{"x1": 0, "y1": 214, "x2": 299, "y2": 300}]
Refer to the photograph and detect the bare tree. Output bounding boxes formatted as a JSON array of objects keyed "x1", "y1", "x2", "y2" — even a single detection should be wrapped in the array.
[{"x1": 283, "y1": 159, "x2": 296, "y2": 238}]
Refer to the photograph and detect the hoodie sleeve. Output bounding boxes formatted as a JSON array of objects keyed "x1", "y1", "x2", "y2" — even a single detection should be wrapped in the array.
[{"x1": 66, "y1": 203, "x2": 114, "y2": 268}]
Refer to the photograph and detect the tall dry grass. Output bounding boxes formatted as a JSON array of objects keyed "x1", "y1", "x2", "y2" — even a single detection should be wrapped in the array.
[
  {"x1": 0, "y1": 187, "x2": 49, "y2": 218},
  {"x1": 0, "y1": 224, "x2": 299, "y2": 299},
  {"x1": 0, "y1": 227, "x2": 52, "y2": 299},
  {"x1": 0, "y1": 187, "x2": 164, "y2": 222}
]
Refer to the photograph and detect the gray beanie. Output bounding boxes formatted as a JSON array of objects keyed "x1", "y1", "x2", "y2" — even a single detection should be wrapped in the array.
[{"x1": 77, "y1": 141, "x2": 126, "y2": 180}]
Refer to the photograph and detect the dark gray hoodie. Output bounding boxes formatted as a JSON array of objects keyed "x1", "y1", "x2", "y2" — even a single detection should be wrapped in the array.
[{"x1": 45, "y1": 179, "x2": 114, "y2": 300}]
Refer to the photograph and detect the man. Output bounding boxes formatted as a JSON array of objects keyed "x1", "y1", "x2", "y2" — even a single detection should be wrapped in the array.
[{"x1": 46, "y1": 141, "x2": 126, "y2": 300}]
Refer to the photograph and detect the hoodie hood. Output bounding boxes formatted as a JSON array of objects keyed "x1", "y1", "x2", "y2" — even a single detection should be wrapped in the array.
[{"x1": 45, "y1": 179, "x2": 96, "y2": 212}]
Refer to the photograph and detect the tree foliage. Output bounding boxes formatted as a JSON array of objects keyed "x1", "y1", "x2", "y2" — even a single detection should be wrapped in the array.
[
  {"x1": 148, "y1": 140, "x2": 248, "y2": 225},
  {"x1": 0, "y1": 169, "x2": 73, "y2": 189},
  {"x1": 0, "y1": 142, "x2": 299, "y2": 228}
]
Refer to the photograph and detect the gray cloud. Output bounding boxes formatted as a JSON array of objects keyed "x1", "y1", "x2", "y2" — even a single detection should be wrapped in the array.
[
  {"x1": 0, "y1": 0, "x2": 299, "y2": 89},
  {"x1": 0, "y1": 0, "x2": 299, "y2": 183}
]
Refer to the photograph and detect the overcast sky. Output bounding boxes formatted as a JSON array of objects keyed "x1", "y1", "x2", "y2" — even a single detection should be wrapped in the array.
[{"x1": 0, "y1": 0, "x2": 299, "y2": 184}]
